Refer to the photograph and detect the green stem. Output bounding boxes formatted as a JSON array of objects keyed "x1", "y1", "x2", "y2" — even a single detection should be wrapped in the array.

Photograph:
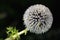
[
  {"x1": 5, "y1": 28, "x2": 28, "y2": 40},
  {"x1": 12, "y1": 28, "x2": 28, "y2": 39}
]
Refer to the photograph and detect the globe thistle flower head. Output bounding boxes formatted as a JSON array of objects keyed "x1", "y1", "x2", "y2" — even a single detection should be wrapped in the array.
[{"x1": 23, "y1": 4, "x2": 53, "y2": 34}]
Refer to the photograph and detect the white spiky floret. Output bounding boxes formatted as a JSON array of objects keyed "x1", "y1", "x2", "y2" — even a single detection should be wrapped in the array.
[{"x1": 23, "y1": 4, "x2": 53, "y2": 34}]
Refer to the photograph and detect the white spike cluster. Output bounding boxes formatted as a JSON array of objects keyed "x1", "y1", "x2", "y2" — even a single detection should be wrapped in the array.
[{"x1": 23, "y1": 4, "x2": 53, "y2": 34}]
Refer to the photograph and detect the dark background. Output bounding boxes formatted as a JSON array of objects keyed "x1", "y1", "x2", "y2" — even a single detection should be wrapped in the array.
[{"x1": 0, "y1": 0, "x2": 60, "y2": 40}]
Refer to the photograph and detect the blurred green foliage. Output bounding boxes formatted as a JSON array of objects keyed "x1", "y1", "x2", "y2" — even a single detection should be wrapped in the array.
[
  {"x1": 6, "y1": 27, "x2": 18, "y2": 37},
  {"x1": 6, "y1": 26, "x2": 20, "y2": 40}
]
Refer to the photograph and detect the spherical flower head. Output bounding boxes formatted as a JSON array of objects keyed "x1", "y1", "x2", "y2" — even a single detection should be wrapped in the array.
[{"x1": 23, "y1": 4, "x2": 53, "y2": 34}]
